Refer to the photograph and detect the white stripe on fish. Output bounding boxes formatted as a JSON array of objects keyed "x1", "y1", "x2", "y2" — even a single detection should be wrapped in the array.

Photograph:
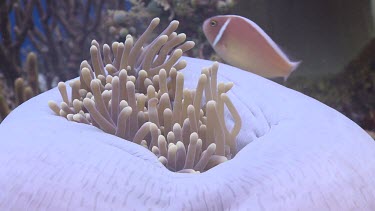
[{"x1": 213, "y1": 18, "x2": 231, "y2": 47}]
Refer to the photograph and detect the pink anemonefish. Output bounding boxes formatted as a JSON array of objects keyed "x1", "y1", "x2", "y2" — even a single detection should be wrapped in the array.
[{"x1": 203, "y1": 15, "x2": 300, "y2": 80}]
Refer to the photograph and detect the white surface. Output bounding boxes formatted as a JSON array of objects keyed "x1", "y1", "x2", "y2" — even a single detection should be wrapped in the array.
[{"x1": 0, "y1": 57, "x2": 375, "y2": 210}]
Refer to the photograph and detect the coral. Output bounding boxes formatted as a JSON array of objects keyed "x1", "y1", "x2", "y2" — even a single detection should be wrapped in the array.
[
  {"x1": 153, "y1": 0, "x2": 236, "y2": 20},
  {"x1": 0, "y1": 0, "x2": 132, "y2": 122},
  {"x1": 0, "y1": 0, "x2": 131, "y2": 90},
  {"x1": 28, "y1": 0, "x2": 109, "y2": 85},
  {"x1": 0, "y1": 0, "x2": 35, "y2": 84},
  {"x1": 0, "y1": 80, "x2": 11, "y2": 121},
  {"x1": 105, "y1": 1, "x2": 155, "y2": 41},
  {"x1": 14, "y1": 52, "x2": 39, "y2": 106},
  {"x1": 0, "y1": 52, "x2": 39, "y2": 122},
  {"x1": 25, "y1": 52, "x2": 39, "y2": 96},
  {"x1": 48, "y1": 18, "x2": 241, "y2": 172}
]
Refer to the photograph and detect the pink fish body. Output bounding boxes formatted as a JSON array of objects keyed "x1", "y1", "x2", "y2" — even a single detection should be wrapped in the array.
[{"x1": 203, "y1": 15, "x2": 300, "y2": 79}]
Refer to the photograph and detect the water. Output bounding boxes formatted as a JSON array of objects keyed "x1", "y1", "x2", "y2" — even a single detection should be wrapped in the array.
[
  {"x1": 233, "y1": 0, "x2": 375, "y2": 133},
  {"x1": 0, "y1": 0, "x2": 374, "y2": 134}
]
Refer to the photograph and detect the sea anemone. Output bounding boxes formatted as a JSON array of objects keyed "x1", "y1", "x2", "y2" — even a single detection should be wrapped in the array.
[
  {"x1": 1, "y1": 18, "x2": 375, "y2": 210},
  {"x1": 47, "y1": 18, "x2": 241, "y2": 173}
]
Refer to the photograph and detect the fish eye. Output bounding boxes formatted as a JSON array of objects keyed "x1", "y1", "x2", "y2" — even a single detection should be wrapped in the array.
[{"x1": 210, "y1": 20, "x2": 217, "y2": 27}]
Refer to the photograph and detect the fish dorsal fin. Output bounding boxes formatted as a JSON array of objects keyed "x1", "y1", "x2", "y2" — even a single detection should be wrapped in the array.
[{"x1": 213, "y1": 18, "x2": 231, "y2": 47}]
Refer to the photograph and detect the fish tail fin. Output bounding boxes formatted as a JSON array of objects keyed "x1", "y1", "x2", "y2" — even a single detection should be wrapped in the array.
[{"x1": 283, "y1": 60, "x2": 302, "y2": 82}]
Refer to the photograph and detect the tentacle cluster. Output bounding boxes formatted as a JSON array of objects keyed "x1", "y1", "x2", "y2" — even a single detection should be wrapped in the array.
[{"x1": 48, "y1": 18, "x2": 241, "y2": 173}]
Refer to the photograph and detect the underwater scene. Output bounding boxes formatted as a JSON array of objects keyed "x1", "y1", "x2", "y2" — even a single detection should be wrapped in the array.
[
  {"x1": 0, "y1": 0, "x2": 374, "y2": 137},
  {"x1": 1, "y1": 0, "x2": 375, "y2": 210}
]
